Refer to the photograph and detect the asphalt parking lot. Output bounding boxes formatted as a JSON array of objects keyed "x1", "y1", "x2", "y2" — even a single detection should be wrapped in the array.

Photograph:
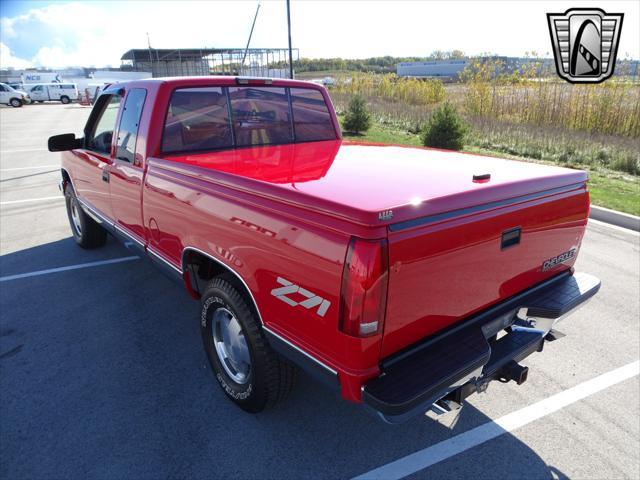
[{"x1": 1, "y1": 102, "x2": 639, "y2": 480}]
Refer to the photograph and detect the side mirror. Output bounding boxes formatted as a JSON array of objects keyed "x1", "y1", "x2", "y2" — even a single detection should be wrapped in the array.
[{"x1": 48, "y1": 133, "x2": 83, "y2": 152}]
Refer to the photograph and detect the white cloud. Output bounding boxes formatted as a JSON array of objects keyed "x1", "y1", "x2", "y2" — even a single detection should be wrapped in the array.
[{"x1": 0, "y1": 42, "x2": 32, "y2": 69}]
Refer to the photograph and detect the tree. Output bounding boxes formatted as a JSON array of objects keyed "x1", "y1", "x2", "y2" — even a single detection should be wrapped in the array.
[
  {"x1": 422, "y1": 103, "x2": 467, "y2": 151},
  {"x1": 343, "y1": 95, "x2": 371, "y2": 134}
]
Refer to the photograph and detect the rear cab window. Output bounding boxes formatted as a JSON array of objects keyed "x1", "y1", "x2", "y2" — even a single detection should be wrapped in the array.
[
  {"x1": 229, "y1": 87, "x2": 293, "y2": 147},
  {"x1": 290, "y1": 88, "x2": 336, "y2": 142},
  {"x1": 116, "y1": 88, "x2": 147, "y2": 163},
  {"x1": 163, "y1": 87, "x2": 233, "y2": 153},
  {"x1": 162, "y1": 84, "x2": 336, "y2": 155}
]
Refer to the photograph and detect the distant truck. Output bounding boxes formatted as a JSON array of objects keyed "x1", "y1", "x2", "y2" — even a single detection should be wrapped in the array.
[
  {"x1": 48, "y1": 76, "x2": 600, "y2": 422},
  {"x1": 26, "y1": 83, "x2": 78, "y2": 104},
  {"x1": 0, "y1": 82, "x2": 30, "y2": 107}
]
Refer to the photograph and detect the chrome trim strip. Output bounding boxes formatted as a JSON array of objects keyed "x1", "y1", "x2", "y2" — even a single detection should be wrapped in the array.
[
  {"x1": 263, "y1": 325, "x2": 339, "y2": 376},
  {"x1": 181, "y1": 246, "x2": 264, "y2": 325},
  {"x1": 76, "y1": 197, "x2": 114, "y2": 227},
  {"x1": 147, "y1": 247, "x2": 183, "y2": 275},
  {"x1": 389, "y1": 182, "x2": 586, "y2": 232},
  {"x1": 113, "y1": 223, "x2": 145, "y2": 247}
]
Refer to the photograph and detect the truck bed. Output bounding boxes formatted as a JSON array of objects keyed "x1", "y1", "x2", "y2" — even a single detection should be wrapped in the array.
[{"x1": 159, "y1": 140, "x2": 588, "y2": 228}]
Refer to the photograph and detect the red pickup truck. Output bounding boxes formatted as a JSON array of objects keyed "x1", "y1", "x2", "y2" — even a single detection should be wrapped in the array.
[{"x1": 49, "y1": 77, "x2": 600, "y2": 422}]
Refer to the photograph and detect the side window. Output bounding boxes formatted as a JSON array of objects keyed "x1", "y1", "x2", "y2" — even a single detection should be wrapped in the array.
[
  {"x1": 31, "y1": 85, "x2": 42, "y2": 92},
  {"x1": 162, "y1": 87, "x2": 232, "y2": 154},
  {"x1": 115, "y1": 89, "x2": 147, "y2": 163},
  {"x1": 86, "y1": 94, "x2": 121, "y2": 154},
  {"x1": 229, "y1": 87, "x2": 293, "y2": 147},
  {"x1": 290, "y1": 88, "x2": 337, "y2": 142},
  {"x1": 0, "y1": 85, "x2": 6, "y2": 92}
]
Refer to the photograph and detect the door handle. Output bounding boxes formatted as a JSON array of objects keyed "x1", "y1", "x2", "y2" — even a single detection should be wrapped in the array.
[{"x1": 102, "y1": 169, "x2": 110, "y2": 183}]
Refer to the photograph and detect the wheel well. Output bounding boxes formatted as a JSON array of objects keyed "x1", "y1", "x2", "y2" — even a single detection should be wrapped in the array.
[
  {"x1": 182, "y1": 249, "x2": 262, "y2": 322},
  {"x1": 61, "y1": 169, "x2": 71, "y2": 191}
]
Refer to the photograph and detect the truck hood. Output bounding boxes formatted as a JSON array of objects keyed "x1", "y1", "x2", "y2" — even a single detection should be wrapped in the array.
[{"x1": 162, "y1": 140, "x2": 588, "y2": 228}]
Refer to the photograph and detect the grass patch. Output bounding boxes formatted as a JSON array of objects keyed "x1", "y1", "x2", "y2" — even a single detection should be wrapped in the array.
[
  {"x1": 587, "y1": 174, "x2": 640, "y2": 216},
  {"x1": 339, "y1": 115, "x2": 421, "y2": 146},
  {"x1": 338, "y1": 117, "x2": 639, "y2": 216}
]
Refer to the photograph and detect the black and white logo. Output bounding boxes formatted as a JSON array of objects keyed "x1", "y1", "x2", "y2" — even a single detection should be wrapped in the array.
[
  {"x1": 547, "y1": 8, "x2": 624, "y2": 84},
  {"x1": 542, "y1": 248, "x2": 577, "y2": 271}
]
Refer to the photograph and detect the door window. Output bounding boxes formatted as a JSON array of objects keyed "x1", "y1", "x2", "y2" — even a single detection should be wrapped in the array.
[
  {"x1": 86, "y1": 95, "x2": 121, "y2": 154},
  {"x1": 115, "y1": 89, "x2": 147, "y2": 163}
]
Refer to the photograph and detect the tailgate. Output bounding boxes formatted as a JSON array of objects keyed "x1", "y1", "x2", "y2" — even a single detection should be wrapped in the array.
[{"x1": 381, "y1": 182, "x2": 589, "y2": 358}]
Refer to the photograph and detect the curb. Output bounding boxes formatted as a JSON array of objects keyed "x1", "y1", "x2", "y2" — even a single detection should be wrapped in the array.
[{"x1": 590, "y1": 206, "x2": 640, "y2": 232}]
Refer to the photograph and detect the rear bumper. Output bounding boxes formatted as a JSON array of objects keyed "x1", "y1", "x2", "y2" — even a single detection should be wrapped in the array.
[{"x1": 362, "y1": 271, "x2": 601, "y2": 423}]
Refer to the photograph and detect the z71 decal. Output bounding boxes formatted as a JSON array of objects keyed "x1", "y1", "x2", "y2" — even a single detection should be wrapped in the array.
[{"x1": 270, "y1": 277, "x2": 331, "y2": 317}]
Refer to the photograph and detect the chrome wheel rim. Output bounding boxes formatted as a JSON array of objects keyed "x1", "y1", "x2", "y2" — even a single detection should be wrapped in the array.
[
  {"x1": 70, "y1": 200, "x2": 82, "y2": 236},
  {"x1": 212, "y1": 307, "x2": 251, "y2": 384}
]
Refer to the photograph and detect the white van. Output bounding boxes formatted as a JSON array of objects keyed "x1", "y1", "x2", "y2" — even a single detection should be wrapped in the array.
[
  {"x1": 27, "y1": 83, "x2": 78, "y2": 104},
  {"x1": 0, "y1": 82, "x2": 30, "y2": 107}
]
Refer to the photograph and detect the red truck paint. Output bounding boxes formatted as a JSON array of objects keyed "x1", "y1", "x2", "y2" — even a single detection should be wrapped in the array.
[{"x1": 54, "y1": 77, "x2": 592, "y2": 410}]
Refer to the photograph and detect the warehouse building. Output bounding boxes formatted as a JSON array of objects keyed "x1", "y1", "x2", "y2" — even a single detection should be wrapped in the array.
[{"x1": 397, "y1": 60, "x2": 468, "y2": 79}]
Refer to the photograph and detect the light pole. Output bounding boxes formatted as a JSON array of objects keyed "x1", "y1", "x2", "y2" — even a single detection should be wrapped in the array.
[{"x1": 286, "y1": 0, "x2": 294, "y2": 79}]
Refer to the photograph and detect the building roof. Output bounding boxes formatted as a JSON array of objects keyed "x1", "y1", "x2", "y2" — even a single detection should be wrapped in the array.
[
  {"x1": 121, "y1": 48, "x2": 295, "y2": 61},
  {"x1": 121, "y1": 49, "x2": 223, "y2": 61}
]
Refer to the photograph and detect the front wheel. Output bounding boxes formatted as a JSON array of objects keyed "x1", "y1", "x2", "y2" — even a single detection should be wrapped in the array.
[
  {"x1": 9, "y1": 98, "x2": 22, "y2": 108},
  {"x1": 64, "y1": 183, "x2": 107, "y2": 248},
  {"x1": 60, "y1": 96, "x2": 71, "y2": 104},
  {"x1": 201, "y1": 278, "x2": 297, "y2": 412}
]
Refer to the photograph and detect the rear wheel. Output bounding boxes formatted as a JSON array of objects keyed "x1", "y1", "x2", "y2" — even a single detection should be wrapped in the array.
[
  {"x1": 60, "y1": 96, "x2": 71, "y2": 104},
  {"x1": 64, "y1": 183, "x2": 107, "y2": 248},
  {"x1": 200, "y1": 278, "x2": 297, "y2": 412},
  {"x1": 9, "y1": 98, "x2": 22, "y2": 108}
]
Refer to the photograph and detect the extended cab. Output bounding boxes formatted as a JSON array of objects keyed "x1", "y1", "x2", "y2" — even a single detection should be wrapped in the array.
[{"x1": 49, "y1": 77, "x2": 600, "y2": 422}]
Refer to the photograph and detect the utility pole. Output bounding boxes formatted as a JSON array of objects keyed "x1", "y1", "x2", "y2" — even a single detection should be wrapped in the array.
[
  {"x1": 241, "y1": 2, "x2": 261, "y2": 68},
  {"x1": 286, "y1": 0, "x2": 294, "y2": 79},
  {"x1": 146, "y1": 32, "x2": 153, "y2": 63}
]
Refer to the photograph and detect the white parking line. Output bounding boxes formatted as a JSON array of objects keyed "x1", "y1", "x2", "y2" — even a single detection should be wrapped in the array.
[
  {"x1": 353, "y1": 360, "x2": 640, "y2": 480},
  {"x1": 0, "y1": 148, "x2": 47, "y2": 154},
  {"x1": 0, "y1": 165, "x2": 59, "y2": 172},
  {"x1": 0, "y1": 256, "x2": 140, "y2": 282},
  {"x1": 0, "y1": 196, "x2": 64, "y2": 205}
]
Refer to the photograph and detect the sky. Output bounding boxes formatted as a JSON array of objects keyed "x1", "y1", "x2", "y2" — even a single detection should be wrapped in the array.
[{"x1": 0, "y1": 0, "x2": 639, "y2": 69}]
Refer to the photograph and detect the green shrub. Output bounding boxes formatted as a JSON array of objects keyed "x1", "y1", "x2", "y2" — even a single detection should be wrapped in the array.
[
  {"x1": 422, "y1": 103, "x2": 467, "y2": 150},
  {"x1": 343, "y1": 95, "x2": 371, "y2": 134}
]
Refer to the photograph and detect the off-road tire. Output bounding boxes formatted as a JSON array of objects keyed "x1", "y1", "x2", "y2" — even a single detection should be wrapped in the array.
[
  {"x1": 64, "y1": 183, "x2": 107, "y2": 248},
  {"x1": 201, "y1": 278, "x2": 297, "y2": 412}
]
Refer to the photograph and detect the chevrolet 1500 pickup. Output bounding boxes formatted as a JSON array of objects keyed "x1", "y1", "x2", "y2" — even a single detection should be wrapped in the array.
[{"x1": 49, "y1": 77, "x2": 600, "y2": 422}]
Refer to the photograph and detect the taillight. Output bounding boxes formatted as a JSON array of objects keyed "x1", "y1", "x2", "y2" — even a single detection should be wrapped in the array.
[{"x1": 339, "y1": 238, "x2": 389, "y2": 337}]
